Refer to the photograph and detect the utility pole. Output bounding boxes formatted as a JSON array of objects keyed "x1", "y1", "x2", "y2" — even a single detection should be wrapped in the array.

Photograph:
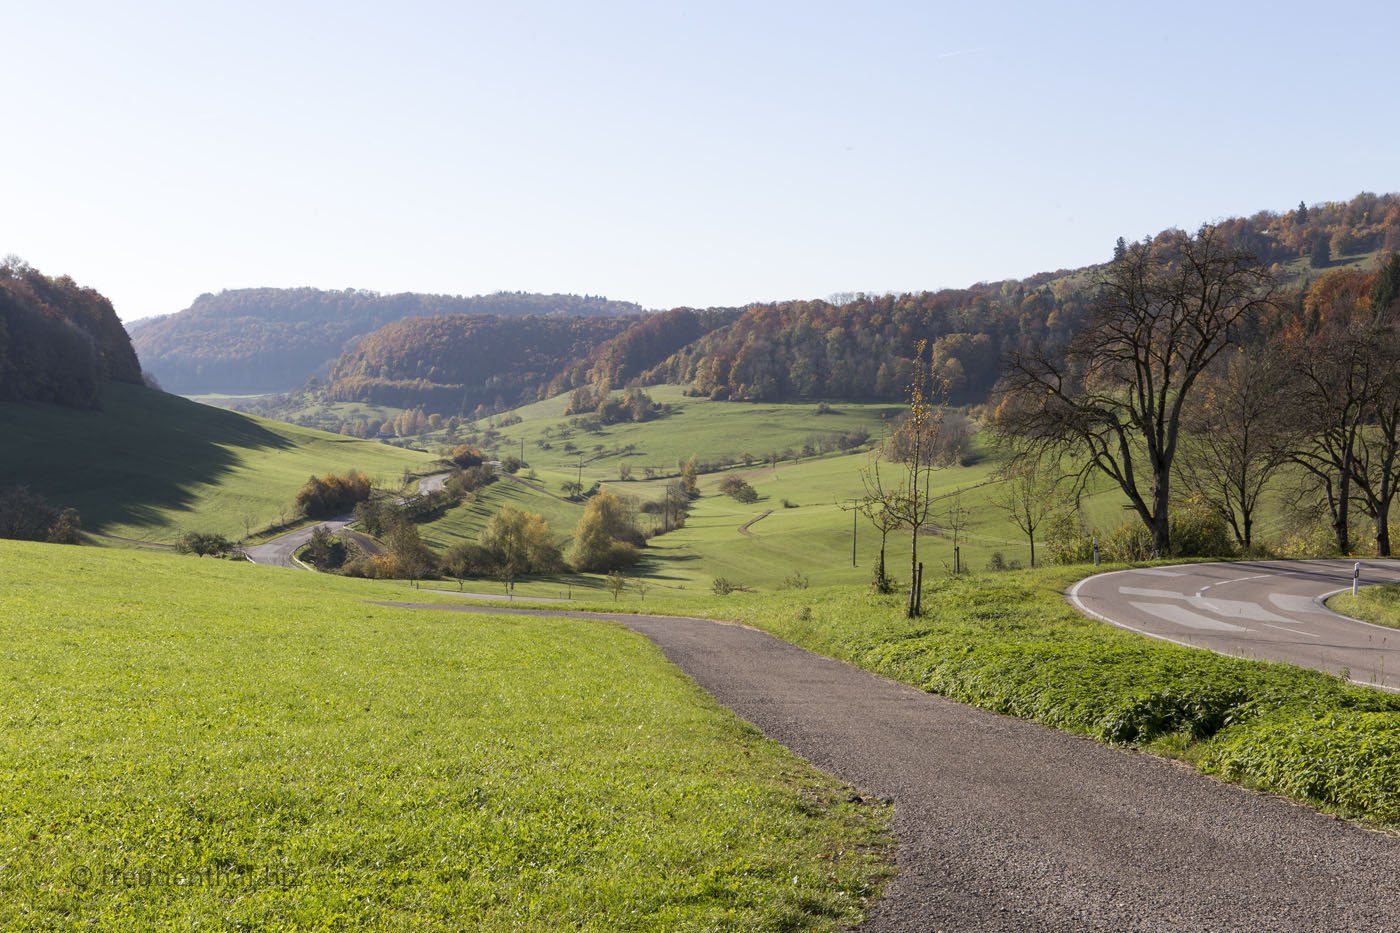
[{"x1": 852, "y1": 504, "x2": 857, "y2": 567}]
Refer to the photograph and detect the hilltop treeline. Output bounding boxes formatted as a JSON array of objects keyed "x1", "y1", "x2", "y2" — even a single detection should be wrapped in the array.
[
  {"x1": 648, "y1": 193, "x2": 1400, "y2": 404},
  {"x1": 130, "y1": 288, "x2": 644, "y2": 394},
  {"x1": 326, "y1": 314, "x2": 635, "y2": 412},
  {"x1": 0, "y1": 258, "x2": 143, "y2": 408}
]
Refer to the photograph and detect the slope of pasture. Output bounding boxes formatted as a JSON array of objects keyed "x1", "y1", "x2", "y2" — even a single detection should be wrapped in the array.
[
  {"x1": 0, "y1": 383, "x2": 433, "y2": 543},
  {"x1": 416, "y1": 473, "x2": 585, "y2": 552},
  {"x1": 462, "y1": 386, "x2": 902, "y2": 485},
  {"x1": 0, "y1": 540, "x2": 890, "y2": 930}
]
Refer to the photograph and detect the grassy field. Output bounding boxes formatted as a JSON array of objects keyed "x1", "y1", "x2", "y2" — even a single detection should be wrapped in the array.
[
  {"x1": 0, "y1": 540, "x2": 891, "y2": 930},
  {"x1": 1329, "y1": 584, "x2": 1400, "y2": 629},
  {"x1": 603, "y1": 567, "x2": 1400, "y2": 828},
  {"x1": 459, "y1": 387, "x2": 902, "y2": 485},
  {"x1": 0, "y1": 384, "x2": 434, "y2": 544},
  {"x1": 414, "y1": 434, "x2": 1146, "y2": 600}
]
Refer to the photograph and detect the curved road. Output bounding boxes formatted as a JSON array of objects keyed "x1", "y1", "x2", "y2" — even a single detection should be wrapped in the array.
[
  {"x1": 376, "y1": 599, "x2": 1400, "y2": 931},
  {"x1": 1070, "y1": 559, "x2": 1400, "y2": 690},
  {"x1": 244, "y1": 474, "x2": 447, "y2": 569}
]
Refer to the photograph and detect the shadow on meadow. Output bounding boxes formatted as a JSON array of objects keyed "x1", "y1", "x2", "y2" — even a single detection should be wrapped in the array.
[{"x1": 0, "y1": 383, "x2": 295, "y2": 533}]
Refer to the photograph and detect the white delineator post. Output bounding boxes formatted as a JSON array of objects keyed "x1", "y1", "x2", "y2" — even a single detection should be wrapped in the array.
[{"x1": 1353, "y1": 562, "x2": 1361, "y2": 596}]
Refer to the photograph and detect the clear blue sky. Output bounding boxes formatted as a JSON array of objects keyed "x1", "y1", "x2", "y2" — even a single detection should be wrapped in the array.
[{"x1": 4, "y1": 1, "x2": 1397, "y2": 321}]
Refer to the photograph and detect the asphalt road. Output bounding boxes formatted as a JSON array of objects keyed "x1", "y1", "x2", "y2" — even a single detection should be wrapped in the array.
[
  {"x1": 375, "y1": 600, "x2": 1400, "y2": 931},
  {"x1": 1070, "y1": 559, "x2": 1400, "y2": 690},
  {"x1": 244, "y1": 474, "x2": 446, "y2": 569}
]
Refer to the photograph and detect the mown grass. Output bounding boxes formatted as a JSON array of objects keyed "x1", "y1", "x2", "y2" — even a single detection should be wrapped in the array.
[
  {"x1": 1329, "y1": 584, "x2": 1400, "y2": 630},
  {"x1": 0, "y1": 540, "x2": 891, "y2": 930},
  {"x1": 0, "y1": 384, "x2": 433, "y2": 544},
  {"x1": 624, "y1": 567, "x2": 1400, "y2": 828}
]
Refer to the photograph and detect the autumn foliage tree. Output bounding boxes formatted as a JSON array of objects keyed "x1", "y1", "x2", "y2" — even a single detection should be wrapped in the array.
[
  {"x1": 568, "y1": 490, "x2": 643, "y2": 572},
  {"x1": 295, "y1": 471, "x2": 373, "y2": 518}
]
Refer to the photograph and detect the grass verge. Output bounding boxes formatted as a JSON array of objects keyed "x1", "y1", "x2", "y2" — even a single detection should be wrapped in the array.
[
  {"x1": 0, "y1": 541, "x2": 891, "y2": 930},
  {"x1": 641, "y1": 566, "x2": 1400, "y2": 828},
  {"x1": 1329, "y1": 584, "x2": 1400, "y2": 630}
]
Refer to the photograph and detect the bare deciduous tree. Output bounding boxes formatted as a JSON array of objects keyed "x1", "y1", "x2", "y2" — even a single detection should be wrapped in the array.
[
  {"x1": 1175, "y1": 348, "x2": 1289, "y2": 550},
  {"x1": 991, "y1": 453, "x2": 1068, "y2": 568},
  {"x1": 861, "y1": 340, "x2": 950, "y2": 617},
  {"x1": 994, "y1": 226, "x2": 1276, "y2": 556}
]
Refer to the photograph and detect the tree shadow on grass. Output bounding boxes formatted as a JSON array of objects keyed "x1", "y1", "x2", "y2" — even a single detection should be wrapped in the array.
[{"x1": 0, "y1": 384, "x2": 295, "y2": 533}]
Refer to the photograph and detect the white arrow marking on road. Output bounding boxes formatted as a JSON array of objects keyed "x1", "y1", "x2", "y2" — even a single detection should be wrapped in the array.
[
  {"x1": 1128, "y1": 602, "x2": 1252, "y2": 633},
  {"x1": 1119, "y1": 587, "x2": 1294, "y2": 623},
  {"x1": 1268, "y1": 593, "x2": 1330, "y2": 614}
]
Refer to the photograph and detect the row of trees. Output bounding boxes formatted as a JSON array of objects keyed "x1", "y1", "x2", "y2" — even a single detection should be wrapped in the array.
[{"x1": 993, "y1": 228, "x2": 1400, "y2": 559}]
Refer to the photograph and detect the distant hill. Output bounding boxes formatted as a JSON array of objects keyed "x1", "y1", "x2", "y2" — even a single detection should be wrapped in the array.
[
  {"x1": 325, "y1": 313, "x2": 638, "y2": 413},
  {"x1": 277, "y1": 191, "x2": 1400, "y2": 422},
  {"x1": 130, "y1": 288, "x2": 644, "y2": 395},
  {"x1": 147, "y1": 190, "x2": 1400, "y2": 416},
  {"x1": 645, "y1": 191, "x2": 1400, "y2": 405},
  {"x1": 0, "y1": 258, "x2": 143, "y2": 408}
]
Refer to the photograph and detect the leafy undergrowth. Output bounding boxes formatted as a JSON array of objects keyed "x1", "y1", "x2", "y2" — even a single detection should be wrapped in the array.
[
  {"x1": 0, "y1": 541, "x2": 891, "y2": 931},
  {"x1": 1329, "y1": 583, "x2": 1400, "y2": 630},
  {"x1": 671, "y1": 566, "x2": 1400, "y2": 829}
]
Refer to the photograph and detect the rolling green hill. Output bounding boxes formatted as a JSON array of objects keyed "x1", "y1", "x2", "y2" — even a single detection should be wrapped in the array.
[{"x1": 0, "y1": 383, "x2": 434, "y2": 543}]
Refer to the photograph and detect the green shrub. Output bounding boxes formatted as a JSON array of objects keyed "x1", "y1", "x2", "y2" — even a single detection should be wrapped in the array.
[{"x1": 1170, "y1": 499, "x2": 1235, "y2": 558}]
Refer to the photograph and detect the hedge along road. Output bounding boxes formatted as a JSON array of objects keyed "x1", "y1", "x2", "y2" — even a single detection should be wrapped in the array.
[
  {"x1": 1069, "y1": 559, "x2": 1400, "y2": 691},
  {"x1": 243, "y1": 474, "x2": 449, "y2": 569},
  {"x1": 374, "y1": 599, "x2": 1400, "y2": 931}
]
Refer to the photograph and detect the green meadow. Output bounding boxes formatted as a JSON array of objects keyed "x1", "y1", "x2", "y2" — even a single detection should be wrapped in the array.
[
  {"x1": 413, "y1": 395, "x2": 1149, "y2": 598},
  {"x1": 0, "y1": 384, "x2": 434, "y2": 544},
  {"x1": 0, "y1": 540, "x2": 890, "y2": 930}
]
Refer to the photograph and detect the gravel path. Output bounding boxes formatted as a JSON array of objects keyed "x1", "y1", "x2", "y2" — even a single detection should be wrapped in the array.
[{"x1": 376, "y1": 601, "x2": 1400, "y2": 931}]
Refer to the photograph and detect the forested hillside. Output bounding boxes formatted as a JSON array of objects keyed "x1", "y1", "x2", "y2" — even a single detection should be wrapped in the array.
[
  {"x1": 648, "y1": 193, "x2": 1400, "y2": 403},
  {"x1": 326, "y1": 314, "x2": 636, "y2": 413},
  {"x1": 0, "y1": 257, "x2": 143, "y2": 408},
  {"x1": 327, "y1": 192, "x2": 1400, "y2": 416},
  {"x1": 131, "y1": 288, "x2": 643, "y2": 394}
]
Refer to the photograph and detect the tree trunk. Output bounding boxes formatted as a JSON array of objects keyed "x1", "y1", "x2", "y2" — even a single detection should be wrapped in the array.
[
  {"x1": 1029, "y1": 532, "x2": 1035, "y2": 569},
  {"x1": 1242, "y1": 514, "x2": 1252, "y2": 551},
  {"x1": 1151, "y1": 468, "x2": 1172, "y2": 557},
  {"x1": 908, "y1": 528, "x2": 919, "y2": 617},
  {"x1": 1377, "y1": 508, "x2": 1391, "y2": 558},
  {"x1": 1335, "y1": 468, "x2": 1351, "y2": 554}
]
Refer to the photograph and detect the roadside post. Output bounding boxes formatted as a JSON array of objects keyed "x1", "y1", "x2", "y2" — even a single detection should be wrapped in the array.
[
  {"x1": 1093, "y1": 536, "x2": 1099, "y2": 566},
  {"x1": 1353, "y1": 562, "x2": 1361, "y2": 596}
]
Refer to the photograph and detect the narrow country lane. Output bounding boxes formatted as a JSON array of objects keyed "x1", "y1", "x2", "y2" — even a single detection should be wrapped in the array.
[{"x1": 373, "y1": 599, "x2": 1400, "y2": 932}]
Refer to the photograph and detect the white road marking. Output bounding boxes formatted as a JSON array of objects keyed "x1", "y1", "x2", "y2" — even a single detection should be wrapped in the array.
[
  {"x1": 1131, "y1": 568, "x2": 1186, "y2": 577},
  {"x1": 1120, "y1": 587, "x2": 1293, "y2": 622},
  {"x1": 1269, "y1": 593, "x2": 1329, "y2": 614},
  {"x1": 1118, "y1": 586, "x2": 1186, "y2": 599},
  {"x1": 1128, "y1": 602, "x2": 1252, "y2": 633},
  {"x1": 1261, "y1": 623, "x2": 1320, "y2": 639},
  {"x1": 1191, "y1": 597, "x2": 1295, "y2": 623}
]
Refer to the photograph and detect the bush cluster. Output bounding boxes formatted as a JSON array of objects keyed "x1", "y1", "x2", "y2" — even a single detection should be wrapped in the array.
[{"x1": 295, "y1": 471, "x2": 372, "y2": 518}]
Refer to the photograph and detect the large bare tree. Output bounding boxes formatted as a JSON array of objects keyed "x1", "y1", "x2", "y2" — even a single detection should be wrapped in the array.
[
  {"x1": 1175, "y1": 348, "x2": 1289, "y2": 550},
  {"x1": 1284, "y1": 295, "x2": 1400, "y2": 556},
  {"x1": 994, "y1": 227, "x2": 1276, "y2": 556}
]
